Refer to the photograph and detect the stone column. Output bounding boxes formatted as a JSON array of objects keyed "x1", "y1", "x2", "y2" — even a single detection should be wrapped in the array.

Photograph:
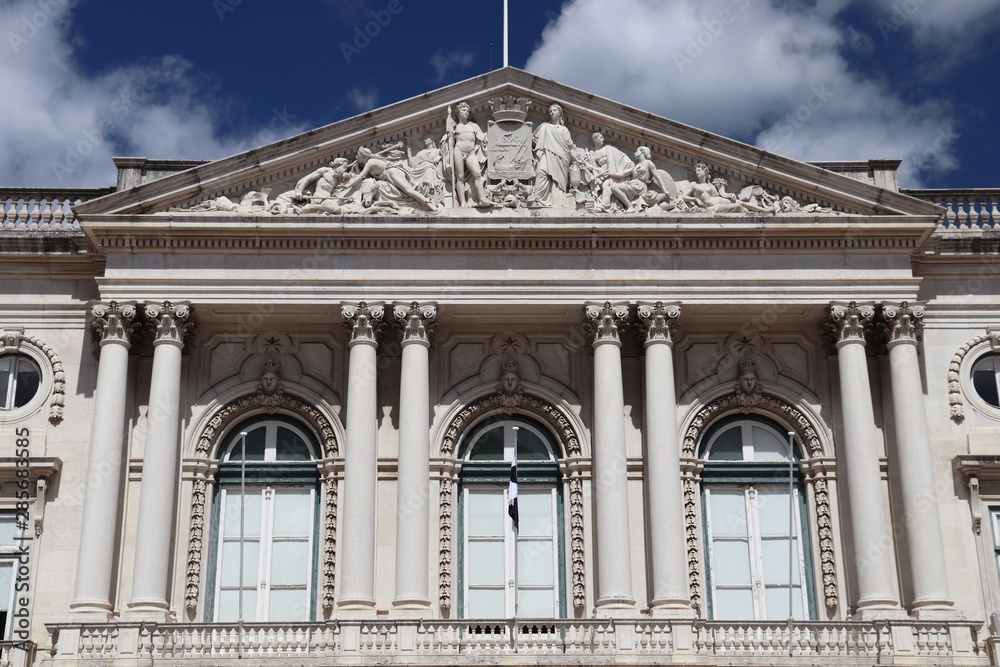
[
  {"x1": 825, "y1": 301, "x2": 900, "y2": 616},
  {"x1": 127, "y1": 302, "x2": 193, "y2": 617},
  {"x1": 71, "y1": 301, "x2": 139, "y2": 615},
  {"x1": 585, "y1": 302, "x2": 635, "y2": 611},
  {"x1": 392, "y1": 302, "x2": 436, "y2": 611},
  {"x1": 338, "y1": 302, "x2": 384, "y2": 609},
  {"x1": 881, "y1": 302, "x2": 954, "y2": 615},
  {"x1": 637, "y1": 302, "x2": 693, "y2": 616}
]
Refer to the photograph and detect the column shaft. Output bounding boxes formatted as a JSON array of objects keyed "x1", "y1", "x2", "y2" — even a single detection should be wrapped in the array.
[{"x1": 72, "y1": 302, "x2": 136, "y2": 615}]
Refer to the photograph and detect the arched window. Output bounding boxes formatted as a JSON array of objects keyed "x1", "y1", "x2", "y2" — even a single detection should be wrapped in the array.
[
  {"x1": 208, "y1": 415, "x2": 320, "y2": 622},
  {"x1": 701, "y1": 416, "x2": 814, "y2": 621},
  {"x1": 459, "y1": 415, "x2": 564, "y2": 619}
]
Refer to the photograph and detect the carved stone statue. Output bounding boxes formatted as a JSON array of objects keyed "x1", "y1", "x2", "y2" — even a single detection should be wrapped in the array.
[
  {"x1": 407, "y1": 137, "x2": 444, "y2": 199},
  {"x1": 607, "y1": 146, "x2": 677, "y2": 213},
  {"x1": 531, "y1": 103, "x2": 576, "y2": 208},
  {"x1": 342, "y1": 145, "x2": 438, "y2": 211},
  {"x1": 777, "y1": 196, "x2": 831, "y2": 214},
  {"x1": 578, "y1": 132, "x2": 634, "y2": 211},
  {"x1": 444, "y1": 102, "x2": 487, "y2": 207},
  {"x1": 735, "y1": 357, "x2": 762, "y2": 413}
]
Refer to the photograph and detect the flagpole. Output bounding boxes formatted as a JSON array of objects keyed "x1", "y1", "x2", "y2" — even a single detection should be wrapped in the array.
[
  {"x1": 503, "y1": 0, "x2": 509, "y2": 67},
  {"x1": 510, "y1": 426, "x2": 519, "y2": 653},
  {"x1": 238, "y1": 431, "x2": 247, "y2": 659}
]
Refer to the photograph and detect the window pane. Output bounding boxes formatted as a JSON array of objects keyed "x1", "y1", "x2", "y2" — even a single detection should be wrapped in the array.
[
  {"x1": 761, "y1": 537, "x2": 798, "y2": 585},
  {"x1": 467, "y1": 588, "x2": 504, "y2": 618},
  {"x1": 468, "y1": 426, "x2": 504, "y2": 461},
  {"x1": 276, "y1": 427, "x2": 311, "y2": 461},
  {"x1": 518, "y1": 492, "x2": 553, "y2": 537},
  {"x1": 517, "y1": 540, "x2": 554, "y2": 585},
  {"x1": 712, "y1": 540, "x2": 751, "y2": 585},
  {"x1": 0, "y1": 359, "x2": 10, "y2": 409},
  {"x1": 0, "y1": 519, "x2": 20, "y2": 546},
  {"x1": 757, "y1": 490, "x2": 793, "y2": 536},
  {"x1": 765, "y1": 586, "x2": 803, "y2": 620},
  {"x1": 517, "y1": 429, "x2": 550, "y2": 461},
  {"x1": 0, "y1": 562, "x2": 12, "y2": 612},
  {"x1": 467, "y1": 491, "x2": 503, "y2": 537},
  {"x1": 974, "y1": 362, "x2": 1000, "y2": 407},
  {"x1": 270, "y1": 540, "x2": 310, "y2": 585},
  {"x1": 708, "y1": 426, "x2": 743, "y2": 460},
  {"x1": 229, "y1": 427, "x2": 266, "y2": 461},
  {"x1": 714, "y1": 588, "x2": 754, "y2": 620},
  {"x1": 12, "y1": 359, "x2": 40, "y2": 409},
  {"x1": 268, "y1": 588, "x2": 309, "y2": 621},
  {"x1": 223, "y1": 492, "x2": 262, "y2": 538},
  {"x1": 752, "y1": 425, "x2": 789, "y2": 462},
  {"x1": 709, "y1": 489, "x2": 748, "y2": 537},
  {"x1": 518, "y1": 587, "x2": 555, "y2": 618},
  {"x1": 467, "y1": 540, "x2": 505, "y2": 585},
  {"x1": 219, "y1": 540, "x2": 259, "y2": 587},
  {"x1": 272, "y1": 491, "x2": 312, "y2": 537},
  {"x1": 217, "y1": 589, "x2": 258, "y2": 622}
]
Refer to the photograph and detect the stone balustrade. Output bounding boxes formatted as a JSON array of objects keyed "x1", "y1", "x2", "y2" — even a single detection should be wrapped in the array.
[
  {"x1": 0, "y1": 189, "x2": 113, "y2": 232},
  {"x1": 903, "y1": 189, "x2": 1000, "y2": 231},
  {"x1": 43, "y1": 619, "x2": 985, "y2": 665},
  {"x1": 0, "y1": 642, "x2": 34, "y2": 667}
]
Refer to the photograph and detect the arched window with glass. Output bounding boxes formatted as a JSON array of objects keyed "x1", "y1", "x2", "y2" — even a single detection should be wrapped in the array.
[
  {"x1": 208, "y1": 415, "x2": 320, "y2": 622},
  {"x1": 0, "y1": 354, "x2": 41, "y2": 412},
  {"x1": 700, "y1": 415, "x2": 814, "y2": 621},
  {"x1": 459, "y1": 415, "x2": 565, "y2": 619}
]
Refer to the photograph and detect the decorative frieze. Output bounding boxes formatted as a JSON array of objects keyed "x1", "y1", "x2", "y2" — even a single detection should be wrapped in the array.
[
  {"x1": 394, "y1": 301, "x2": 437, "y2": 344},
  {"x1": 342, "y1": 302, "x2": 385, "y2": 344},
  {"x1": 637, "y1": 301, "x2": 680, "y2": 344},
  {"x1": 822, "y1": 301, "x2": 875, "y2": 350},
  {"x1": 90, "y1": 301, "x2": 140, "y2": 346},
  {"x1": 585, "y1": 301, "x2": 630, "y2": 344}
]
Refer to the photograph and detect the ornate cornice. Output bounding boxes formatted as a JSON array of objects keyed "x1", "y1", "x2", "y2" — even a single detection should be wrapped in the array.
[
  {"x1": 637, "y1": 301, "x2": 681, "y2": 345},
  {"x1": 144, "y1": 300, "x2": 195, "y2": 346},
  {"x1": 879, "y1": 301, "x2": 925, "y2": 346},
  {"x1": 90, "y1": 301, "x2": 140, "y2": 346},
  {"x1": 584, "y1": 301, "x2": 630, "y2": 344},
  {"x1": 394, "y1": 301, "x2": 437, "y2": 345},
  {"x1": 822, "y1": 301, "x2": 875, "y2": 351},
  {"x1": 342, "y1": 301, "x2": 385, "y2": 345}
]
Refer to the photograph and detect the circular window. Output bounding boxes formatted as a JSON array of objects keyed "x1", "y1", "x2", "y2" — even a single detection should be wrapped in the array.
[
  {"x1": 0, "y1": 354, "x2": 42, "y2": 411},
  {"x1": 971, "y1": 355, "x2": 1000, "y2": 408}
]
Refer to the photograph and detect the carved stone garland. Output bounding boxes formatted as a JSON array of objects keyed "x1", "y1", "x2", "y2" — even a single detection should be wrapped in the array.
[
  {"x1": 0, "y1": 327, "x2": 66, "y2": 423},
  {"x1": 185, "y1": 389, "x2": 340, "y2": 612},
  {"x1": 948, "y1": 329, "x2": 1000, "y2": 421},
  {"x1": 438, "y1": 390, "x2": 585, "y2": 611},
  {"x1": 681, "y1": 391, "x2": 839, "y2": 612}
]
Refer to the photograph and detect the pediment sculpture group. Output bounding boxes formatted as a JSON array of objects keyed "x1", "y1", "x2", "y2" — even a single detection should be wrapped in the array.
[{"x1": 183, "y1": 98, "x2": 831, "y2": 217}]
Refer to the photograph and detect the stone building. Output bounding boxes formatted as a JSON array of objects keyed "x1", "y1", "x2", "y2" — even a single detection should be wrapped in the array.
[{"x1": 1, "y1": 68, "x2": 999, "y2": 665}]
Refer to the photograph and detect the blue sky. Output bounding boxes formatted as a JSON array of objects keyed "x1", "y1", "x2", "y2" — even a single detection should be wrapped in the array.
[{"x1": 2, "y1": 0, "x2": 999, "y2": 189}]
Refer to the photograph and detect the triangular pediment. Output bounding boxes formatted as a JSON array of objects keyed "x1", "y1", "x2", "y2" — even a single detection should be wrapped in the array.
[{"x1": 73, "y1": 67, "x2": 943, "y2": 220}]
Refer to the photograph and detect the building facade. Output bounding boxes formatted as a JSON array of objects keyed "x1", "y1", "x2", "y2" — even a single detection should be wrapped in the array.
[{"x1": 1, "y1": 68, "x2": 999, "y2": 665}]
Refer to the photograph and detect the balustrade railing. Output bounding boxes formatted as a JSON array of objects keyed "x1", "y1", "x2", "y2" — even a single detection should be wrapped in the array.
[
  {"x1": 0, "y1": 642, "x2": 33, "y2": 667},
  {"x1": 44, "y1": 618, "x2": 983, "y2": 663},
  {"x1": 903, "y1": 189, "x2": 1000, "y2": 232},
  {"x1": 0, "y1": 189, "x2": 113, "y2": 233}
]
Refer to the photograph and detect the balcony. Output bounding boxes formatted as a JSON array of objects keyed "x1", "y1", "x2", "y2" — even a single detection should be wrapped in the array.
[{"x1": 43, "y1": 618, "x2": 987, "y2": 665}]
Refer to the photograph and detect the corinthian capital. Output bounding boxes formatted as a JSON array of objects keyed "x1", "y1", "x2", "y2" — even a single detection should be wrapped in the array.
[
  {"x1": 637, "y1": 301, "x2": 681, "y2": 345},
  {"x1": 585, "y1": 301, "x2": 630, "y2": 345},
  {"x1": 880, "y1": 301, "x2": 925, "y2": 346},
  {"x1": 342, "y1": 301, "x2": 385, "y2": 345},
  {"x1": 145, "y1": 301, "x2": 195, "y2": 346},
  {"x1": 394, "y1": 301, "x2": 438, "y2": 345},
  {"x1": 90, "y1": 301, "x2": 140, "y2": 346},
  {"x1": 822, "y1": 301, "x2": 875, "y2": 350}
]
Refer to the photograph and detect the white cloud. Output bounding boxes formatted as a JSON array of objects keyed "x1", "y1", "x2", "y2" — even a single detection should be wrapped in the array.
[
  {"x1": 429, "y1": 48, "x2": 475, "y2": 82},
  {"x1": 868, "y1": 0, "x2": 1000, "y2": 51},
  {"x1": 345, "y1": 87, "x2": 379, "y2": 113},
  {"x1": 0, "y1": 0, "x2": 307, "y2": 187},
  {"x1": 525, "y1": 0, "x2": 960, "y2": 187}
]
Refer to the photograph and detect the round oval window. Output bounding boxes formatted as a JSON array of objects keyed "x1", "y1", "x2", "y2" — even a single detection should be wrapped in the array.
[
  {"x1": 971, "y1": 355, "x2": 1000, "y2": 408},
  {"x1": 0, "y1": 355, "x2": 42, "y2": 411}
]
